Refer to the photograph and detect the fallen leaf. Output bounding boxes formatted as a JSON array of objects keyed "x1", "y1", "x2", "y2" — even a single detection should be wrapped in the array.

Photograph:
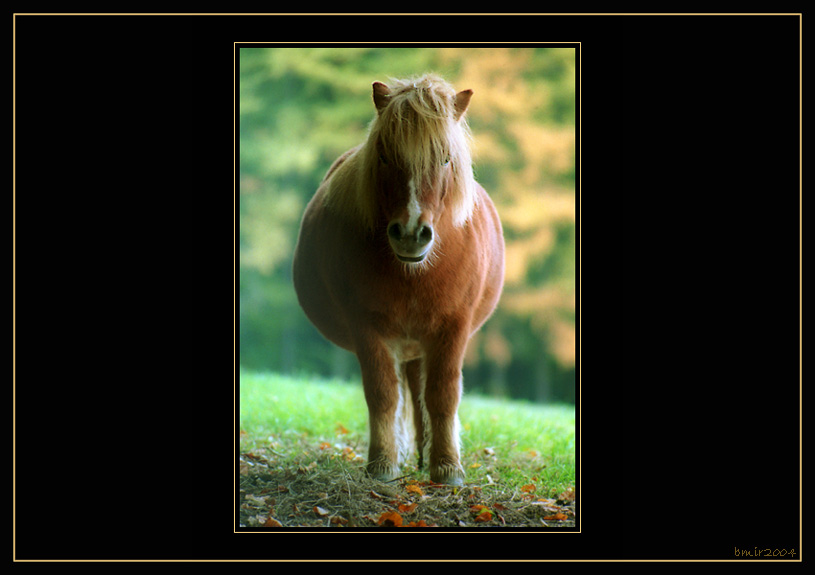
[
  {"x1": 398, "y1": 502, "x2": 417, "y2": 513},
  {"x1": 335, "y1": 424, "x2": 349, "y2": 435},
  {"x1": 313, "y1": 506, "x2": 329, "y2": 517},
  {"x1": 483, "y1": 447, "x2": 495, "y2": 456},
  {"x1": 521, "y1": 484, "x2": 537, "y2": 493},
  {"x1": 469, "y1": 504, "x2": 494, "y2": 522},
  {"x1": 377, "y1": 511, "x2": 403, "y2": 527},
  {"x1": 558, "y1": 488, "x2": 576, "y2": 503},
  {"x1": 544, "y1": 513, "x2": 568, "y2": 521},
  {"x1": 243, "y1": 452, "x2": 268, "y2": 463},
  {"x1": 330, "y1": 515, "x2": 349, "y2": 526},
  {"x1": 406, "y1": 484, "x2": 424, "y2": 496},
  {"x1": 318, "y1": 442, "x2": 332, "y2": 450},
  {"x1": 264, "y1": 517, "x2": 283, "y2": 527},
  {"x1": 469, "y1": 462, "x2": 482, "y2": 469},
  {"x1": 405, "y1": 520, "x2": 432, "y2": 527},
  {"x1": 474, "y1": 509, "x2": 493, "y2": 522},
  {"x1": 244, "y1": 494, "x2": 269, "y2": 506}
]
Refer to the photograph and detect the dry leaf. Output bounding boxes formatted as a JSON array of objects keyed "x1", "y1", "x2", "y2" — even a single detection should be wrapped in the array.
[
  {"x1": 264, "y1": 517, "x2": 283, "y2": 527},
  {"x1": 406, "y1": 484, "x2": 424, "y2": 496},
  {"x1": 470, "y1": 504, "x2": 493, "y2": 522},
  {"x1": 330, "y1": 515, "x2": 349, "y2": 526},
  {"x1": 544, "y1": 513, "x2": 568, "y2": 521},
  {"x1": 377, "y1": 511, "x2": 403, "y2": 527},
  {"x1": 243, "y1": 452, "x2": 268, "y2": 463},
  {"x1": 313, "y1": 506, "x2": 329, "y2": 517},
  {"x1": 244, "y1": 494, "x2": 269, "y2": 506},
  {"x1": 474, "y1": 509, "x2": 493, "y2": 522},
  {"x1": 335, "y1": 424, "x2": 349, "y2": 435},
  {"x1": 521, "y1": 484, "x2": 537, "y2": 493},
  {"x1": 558, "y1": 488, "x2": 576, "y2": 502},
  {"x1": 318, "y1": 442, "x2": 332, "y2": 450},
  {"x1": 398, "y1": 502, "x2": 417, "y2": 513}
]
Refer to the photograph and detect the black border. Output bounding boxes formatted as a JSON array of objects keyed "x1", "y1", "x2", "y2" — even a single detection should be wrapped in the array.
[{"x1": 14, "y1": 12, "x2": 801, "y2": 563}]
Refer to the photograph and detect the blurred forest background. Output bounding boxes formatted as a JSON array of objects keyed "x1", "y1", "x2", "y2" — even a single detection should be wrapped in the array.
[{"x1": 238, "y1": 47, "x2": 576, "y2": 404}]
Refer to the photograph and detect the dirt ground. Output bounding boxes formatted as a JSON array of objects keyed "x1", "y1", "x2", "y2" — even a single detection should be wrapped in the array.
[{"x1": 238, "y1": 449, "x2": 576, "y2": 529}]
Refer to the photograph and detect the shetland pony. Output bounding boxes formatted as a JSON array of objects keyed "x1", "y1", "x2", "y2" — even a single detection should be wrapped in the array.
[{"x1": 293, "y1": 74, "x2": 504, "y2": 485}]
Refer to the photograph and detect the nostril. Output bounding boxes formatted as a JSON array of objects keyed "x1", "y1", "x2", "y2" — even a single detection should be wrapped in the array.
[
  {"x1": 388, "y1": 222, "x2": 404, "y2": 241},
  {"x1": 417, "y1": 225, "x2": 433, "y2": 245}
]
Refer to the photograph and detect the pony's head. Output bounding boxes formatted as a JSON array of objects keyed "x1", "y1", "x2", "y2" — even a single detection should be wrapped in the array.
[{"x1": 347, "y1": 74, "x2": 478, "y2": 268}]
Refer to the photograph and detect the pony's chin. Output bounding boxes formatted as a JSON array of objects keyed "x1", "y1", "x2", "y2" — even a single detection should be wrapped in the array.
[{"x1": 396, "y1": 254, "x2": 426, "y2": 263}]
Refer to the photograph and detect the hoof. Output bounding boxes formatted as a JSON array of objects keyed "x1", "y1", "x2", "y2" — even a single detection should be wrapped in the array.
[
  {"x1": 435, "y1": 474, "x2": 464, "y2": 487},
  {"x1": 429, "y1": 460, "x2": 465, "y2": 486},
  {"x1": 366, "y1": 460, "x2": 399, "y2": 483}
]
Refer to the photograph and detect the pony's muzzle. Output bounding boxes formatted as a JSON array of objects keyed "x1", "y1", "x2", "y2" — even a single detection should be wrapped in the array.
[{"x1": 388, "y1": 221, "x2": 433, "y2": 263}]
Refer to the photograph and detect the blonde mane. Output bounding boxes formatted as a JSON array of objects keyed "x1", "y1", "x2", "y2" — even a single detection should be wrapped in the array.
[{"x1": 326, "y1": 74, "x2": 478, "y2": 231}]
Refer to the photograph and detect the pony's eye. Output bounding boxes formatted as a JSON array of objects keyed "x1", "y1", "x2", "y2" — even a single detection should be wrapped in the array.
[
  {"x1": 442, "y1": 155, "x2": 451, "y2": 166},
  {"x1": 379, "y1": 154, "x2": 389, "y2": 165}
]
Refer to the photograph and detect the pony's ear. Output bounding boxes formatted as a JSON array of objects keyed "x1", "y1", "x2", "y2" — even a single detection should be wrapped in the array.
[
  {"x1": 372, "y1": 81, "x2": 391, "y2": 114},
  {"x1": 453, "y1": 89, "x2": 473, "y2": 121}
]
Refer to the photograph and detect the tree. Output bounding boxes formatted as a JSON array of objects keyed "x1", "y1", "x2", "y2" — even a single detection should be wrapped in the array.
[{"x1": 238, "y1": 47, "x2": 577, "y2": 402}]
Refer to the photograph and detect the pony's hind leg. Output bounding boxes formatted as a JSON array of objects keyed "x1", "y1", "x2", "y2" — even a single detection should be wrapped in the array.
[{"x1": 405, "y1": 359, "x2": 426, "y2": 469}]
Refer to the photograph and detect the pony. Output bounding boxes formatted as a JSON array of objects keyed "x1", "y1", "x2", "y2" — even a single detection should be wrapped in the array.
[{"x1": 293, "y1": 73, "x2": 505, "y2": 485}]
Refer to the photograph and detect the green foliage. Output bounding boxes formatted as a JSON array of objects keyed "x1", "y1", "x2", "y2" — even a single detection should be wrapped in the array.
[{"x1": 239, "y1": 47, "x2": 576, "y2": 403}]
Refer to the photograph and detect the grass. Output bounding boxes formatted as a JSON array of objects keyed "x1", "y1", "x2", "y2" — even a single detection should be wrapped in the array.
[{"x1": 239, "y1": 369, "x2": 575, "y2": 499}]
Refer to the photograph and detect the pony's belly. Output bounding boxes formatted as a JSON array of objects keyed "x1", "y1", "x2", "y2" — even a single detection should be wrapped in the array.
[{"x1": 387, "y1": 338, "x2": 423, "y2": 363}]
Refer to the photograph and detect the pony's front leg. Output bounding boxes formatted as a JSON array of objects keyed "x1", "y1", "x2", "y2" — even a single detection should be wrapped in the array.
[
  {"x1": 357, "y1": 339, "x2": 401, "y2": 482},
  {"x1": 424, "y1": 330, "x2": 468, "y2": 485}
]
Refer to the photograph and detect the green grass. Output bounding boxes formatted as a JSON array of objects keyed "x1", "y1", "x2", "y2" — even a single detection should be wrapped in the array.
[{"x1": 239, "y1": 369, "x2": 575, "y2": 497}]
